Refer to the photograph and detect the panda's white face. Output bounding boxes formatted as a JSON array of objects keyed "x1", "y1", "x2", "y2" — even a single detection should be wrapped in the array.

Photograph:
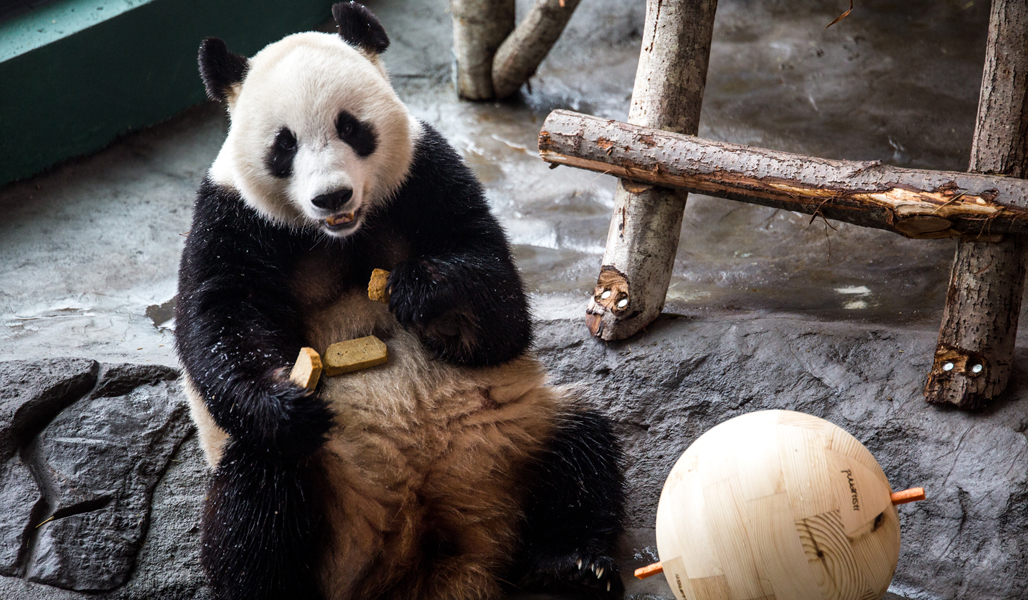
[{"x1": 210, "y1": 32, "x2": 416, "y2": 237}]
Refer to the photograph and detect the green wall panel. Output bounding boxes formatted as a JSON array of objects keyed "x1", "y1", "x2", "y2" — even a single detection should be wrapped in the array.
[{"x1": 0, "y1": 0, "x2": 337, "y2": 186}]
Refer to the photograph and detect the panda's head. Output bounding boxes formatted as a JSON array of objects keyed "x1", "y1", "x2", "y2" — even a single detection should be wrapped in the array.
[{"x1": 200, "y1": 2, "x2": 415, "y2": 237}]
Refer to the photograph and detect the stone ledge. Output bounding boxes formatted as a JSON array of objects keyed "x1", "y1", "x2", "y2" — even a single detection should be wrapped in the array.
[
  {"x1": 2, "y1": 313, "x2": 1025, "y2": 599},
  {"x1": 536, "y1": 313, "x2": 1028, "y2": 600}
]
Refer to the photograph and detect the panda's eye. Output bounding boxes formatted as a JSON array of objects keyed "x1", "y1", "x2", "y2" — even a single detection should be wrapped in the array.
[
  {"x1": 275, "y1": 128, "x2": 297, "y2": 151},
  {"x1": 336, "y1": 112, "x2": 358, "y2": 140},
  {"x1": 336, "y1": 111, "x2": 378, "y2": 158},
  {"x1": 266, "y1": 127, "x2": 298, "y2": 178}
]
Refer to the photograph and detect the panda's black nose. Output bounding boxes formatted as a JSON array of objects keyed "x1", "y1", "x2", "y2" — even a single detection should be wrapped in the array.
[{"x1": 312, "y1": 188, "x2": 353, "y2": 211}]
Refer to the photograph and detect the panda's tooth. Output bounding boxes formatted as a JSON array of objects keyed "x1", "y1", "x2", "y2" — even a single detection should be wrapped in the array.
[{"x1": 326, "y1": 212, "x2": 357, "y2": 226}]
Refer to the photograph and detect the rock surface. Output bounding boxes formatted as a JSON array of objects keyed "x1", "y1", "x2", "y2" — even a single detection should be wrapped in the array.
[
  {"x1": 537, "y1": 310, "x2": 1028, "y2": 600},
  {"x1": 0, "y1": 359, "x2": 99, "y2": 463},
  {"x1": 0, "y1": 360, "x2": 197, "y2": 598},
  {"x1": 2, "y1": 313, "x2": 1026, "y2": 599}
]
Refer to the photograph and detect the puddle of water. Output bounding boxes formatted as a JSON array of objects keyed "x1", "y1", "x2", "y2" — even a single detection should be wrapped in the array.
[
  {"x1": 389, "y1": 0, "x2": 986, "y2": 326},
  {"x1": 145, "y1": 298, "x2": 176, "y2": 331}
]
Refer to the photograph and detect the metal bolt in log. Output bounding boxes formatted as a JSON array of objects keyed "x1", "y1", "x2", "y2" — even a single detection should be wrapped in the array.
[
  {"x1": 537, "y1": 110, "x2": 1028, "y2": 238},
  {"x1": 926, "y1": 0, "x2": 1028, "y2": 409},
  {"x1": 450, "y1": 0, "x2": 515, "y2": 100},
  {"x1": 586, "y1": 0, "x2": 718, "y2": 341},
  {"x1": 491, "y1": 0, "x2": 583, "y2": 99}
]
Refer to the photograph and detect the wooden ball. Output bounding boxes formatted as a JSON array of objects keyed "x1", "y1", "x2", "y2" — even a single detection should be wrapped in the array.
[{"x1": 655, "y1": 410, "x2": 900, "y2": 600}]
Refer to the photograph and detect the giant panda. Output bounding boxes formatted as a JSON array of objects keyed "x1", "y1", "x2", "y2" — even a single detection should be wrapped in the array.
[{"x1": 174, "y1": 3, "x2": 626, "y2": 600}]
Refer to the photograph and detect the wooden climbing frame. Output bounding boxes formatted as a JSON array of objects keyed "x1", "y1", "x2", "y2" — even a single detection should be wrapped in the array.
[
  {"x1": 534, "y1": 0, "x2": 1028, "y2": 411},
  {"x1": 449, "y1": 0, "x2": 582, "y2": 100}
]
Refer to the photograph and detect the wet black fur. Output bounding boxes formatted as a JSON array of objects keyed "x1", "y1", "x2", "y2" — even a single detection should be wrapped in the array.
[
  {"x1": 332, "y1": 1, "x2": 390, "y2": 54},
  {"x1": 509, "y1": 409, "x2": 627, "y2": 599},
  {"x1": 199, "y1": 37, "x2": 248, "y2": 102},
  {"x1": 202, "y1": 444, "x2": 330, "y2": 600},
  {"x1": 177, "y1": 76, "x2": 624, "y2": 600}
]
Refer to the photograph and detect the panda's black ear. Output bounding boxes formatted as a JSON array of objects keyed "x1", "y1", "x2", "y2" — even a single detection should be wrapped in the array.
[
  {"x1": 198, "y1": 38, "x2": 249, "y2": 102},
  {"x1": 332, "y1": 2, "x2": 390, "y2": 55}
]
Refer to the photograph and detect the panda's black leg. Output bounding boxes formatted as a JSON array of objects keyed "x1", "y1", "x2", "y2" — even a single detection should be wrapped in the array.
[
  {"x1": 508, "y1": 408, "x2": 627, "y2": 599},
  {"x1": 201, "y1": 443, "x2": 330, "y2": 600}
]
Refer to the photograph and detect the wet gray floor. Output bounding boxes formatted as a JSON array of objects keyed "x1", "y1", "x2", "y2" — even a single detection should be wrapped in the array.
[{"x1": 0, "y1": 0, "x2": 999, "y2": 363}]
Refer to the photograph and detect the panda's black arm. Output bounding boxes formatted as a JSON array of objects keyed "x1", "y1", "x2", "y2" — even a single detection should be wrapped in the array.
[
  {"x1": 175, "y1": 182, "x2": 332, "y2": 459},
  {"x1": 384, "y1": 124, "x2": 532, "y2": 367}
]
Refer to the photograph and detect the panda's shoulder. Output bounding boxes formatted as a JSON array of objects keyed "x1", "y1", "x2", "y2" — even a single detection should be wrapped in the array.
[
  {"x1": 192, "y1": 178, "x2": 256, "y2": 228},
  {"x1": 409, "y1": 123, "x2": 467, "y2": 176},
  {"x1": 389, "y1": 122, "x2": 486, "y2": 213},
  {"x1": 187, "y1": 178, "x2": 302, "y2": 252}
]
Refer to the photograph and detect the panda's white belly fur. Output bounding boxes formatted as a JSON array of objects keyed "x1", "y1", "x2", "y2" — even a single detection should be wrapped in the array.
[{"x1": 187, "y1": 289, "x2": 560, "y2": 599}]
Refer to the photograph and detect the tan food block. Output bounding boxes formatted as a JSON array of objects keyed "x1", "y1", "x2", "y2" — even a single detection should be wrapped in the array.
[
  {"x1": 368, "y1": 268, "x2": 391, "y2": 304},
  {"x1": 289, "y1": 347, "x2": 323, "y2": 391},
  {"x1": 324, "y1": 335, "x2": 388, "y2": 376}
]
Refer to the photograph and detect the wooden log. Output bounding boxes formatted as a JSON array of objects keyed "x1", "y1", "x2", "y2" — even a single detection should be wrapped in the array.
[
  {"x1": 926, "y1": 0, "x2": 1028, "y2": 409},
  {"x1": 538, "y1": 110, "x2": 1028, "y2": 238},
  {"x1": 586, "y1": 0, "x2": 718, "y2": 341},
  {"x1": 450, "y1": 0, "x2": 515, "y2": 100},
  {"x1": 491, "y1": 0, "x2": 582, "y2": 99}
]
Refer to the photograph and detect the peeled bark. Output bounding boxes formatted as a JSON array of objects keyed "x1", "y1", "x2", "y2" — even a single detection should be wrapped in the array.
[
  {"x1": 586, "y1": 0, "x2": 718, "y2": 341},
  {"x1": 926, "y1": 0, "x2": 1028, "y2": 409},
  {"x1": 491, "y1": 0, "x2": 583, "y2": 99},
  {"x1": 538, "y1": 110, "x2": 1028, "y2": 238},
  {"x1": 450, "y1": 0, "x2": 515, "y2": 100}
]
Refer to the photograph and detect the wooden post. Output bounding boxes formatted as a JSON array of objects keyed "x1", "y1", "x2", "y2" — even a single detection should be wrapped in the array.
[
  {"x1": 450, "y1": 0, "x2": 515, "y2": 100},
  {"x1": 926, "y1": 0, "x2": 1028, "y2": 409},
  {"x1": 491, "y1": 0, "x2": 583, "y2": 99},
  {"x1": 538, "y1": 110, "x2": 1028, "y2": 238},
  {"x1": 585, "y1": 0, "x2": 718, "y2": 340}
]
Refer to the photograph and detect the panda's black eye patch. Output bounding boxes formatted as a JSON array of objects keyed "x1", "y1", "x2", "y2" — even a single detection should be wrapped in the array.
[
  {"x1": 266, "y1": 128, "x2": 298, "y2": 178},
  {"x1": 336, "y1": 111, "x2": 378, "y2": 158}
]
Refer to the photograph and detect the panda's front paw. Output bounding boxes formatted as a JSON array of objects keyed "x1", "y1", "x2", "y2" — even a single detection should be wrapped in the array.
[
  {"x1": 517, "y1": 550, "x2": 625, "y2": 599},
  {"x1": 234, "y1": 373, "x2": 334, "y2": 461},
  {"x1": 387, "y1": 259, "x2": 479, "y2": 363}
]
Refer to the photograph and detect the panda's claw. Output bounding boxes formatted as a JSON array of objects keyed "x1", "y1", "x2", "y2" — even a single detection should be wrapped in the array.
[{"x1": 515, "y1": 550, "x2": 624, "y2": 599}]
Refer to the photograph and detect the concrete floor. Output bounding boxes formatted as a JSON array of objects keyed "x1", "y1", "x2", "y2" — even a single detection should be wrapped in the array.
[
  {"x1": 0, "y1": 0, "x2": 1001, "y2": 366},
  {"x1": 0, "y1": 0, "x2": 1016, "y2": 598}
]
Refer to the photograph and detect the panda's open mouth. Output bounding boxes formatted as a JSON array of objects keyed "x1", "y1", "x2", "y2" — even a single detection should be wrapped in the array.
[{"x1": 324, "y1": 209, "x2": 360, "y2": 231}]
